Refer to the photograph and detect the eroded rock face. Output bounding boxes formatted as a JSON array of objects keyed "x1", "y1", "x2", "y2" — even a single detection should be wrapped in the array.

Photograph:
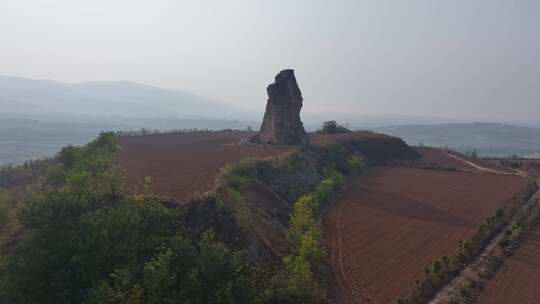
[{"x1": 253, "y1": 69, "x2": 308, "y2": 145}]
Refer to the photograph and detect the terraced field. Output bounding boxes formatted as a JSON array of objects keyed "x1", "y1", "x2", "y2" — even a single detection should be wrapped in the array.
[
  {"x1": 324, "y1": 154, "x2": 527, "y2": 304},
  {"x1": 116, "y1": 131, "x2": 291, "y2": 201}
]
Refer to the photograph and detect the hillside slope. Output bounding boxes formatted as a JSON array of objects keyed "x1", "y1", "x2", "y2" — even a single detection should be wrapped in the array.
[{"x1": 324, "y1": 148, "x2": 529, "y2": 304}]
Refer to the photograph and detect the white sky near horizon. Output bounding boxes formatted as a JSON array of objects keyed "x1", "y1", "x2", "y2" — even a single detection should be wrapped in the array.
[{"x1": 1, "y1": 0, "x2": 539, "y2": 123}]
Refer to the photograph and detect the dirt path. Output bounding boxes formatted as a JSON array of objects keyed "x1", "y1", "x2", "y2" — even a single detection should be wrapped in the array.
[
  {"x1": 428, "y1": 188, "x2": 540, "y2": 304},
  {"x1": 475, "y1": 213, "x2": 540, "y2": 303},
  {"x1": 428, "y1": 226, "x2": 509, "y2": 304},
  {"x1": 442, "y1": 152, "x2": 520, "y2": 176}
]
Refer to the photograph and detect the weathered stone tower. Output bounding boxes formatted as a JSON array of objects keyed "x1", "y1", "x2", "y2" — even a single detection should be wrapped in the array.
[{"x1": 253, "y1": 69, "x2": 308, "y2": 145}]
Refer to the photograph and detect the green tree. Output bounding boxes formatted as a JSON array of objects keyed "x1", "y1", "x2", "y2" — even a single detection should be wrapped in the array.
[
  {"x1": 288, "y1": 195, "x2": 317, "y2": 246},
  {"x1": 319, "y1": 120, "x2": 351, "y2": 134},
  {"x1": 348, "y1": 154, "x2": 366, "y2": 174}
]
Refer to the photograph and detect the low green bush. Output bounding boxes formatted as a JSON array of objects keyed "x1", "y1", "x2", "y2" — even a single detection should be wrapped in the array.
[
  {"x1": 0, "y1": 191, "x2": 11, "y2": 229},
  {"x1": 317, "y1": 120, "x2": 352, "y2": 135}
]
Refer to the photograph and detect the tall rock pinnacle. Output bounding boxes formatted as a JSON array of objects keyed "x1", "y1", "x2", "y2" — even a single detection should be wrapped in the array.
[{"x1": 253, "y1": 69, "x2": 308, "y2": 145}]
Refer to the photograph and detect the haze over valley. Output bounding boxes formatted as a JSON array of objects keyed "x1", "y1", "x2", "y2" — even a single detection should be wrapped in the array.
[{"x1": 2, "y1": 74, "x2": 539, "y2": 165}]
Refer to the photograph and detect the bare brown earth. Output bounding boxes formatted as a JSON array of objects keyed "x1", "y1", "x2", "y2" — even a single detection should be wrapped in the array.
[
  {"x1": 414, "y1": 147, "x2": 515, "y2": 175},
  {"x1": 116, "y1": 130, "x2": 411, "y2": 201},
  {"x1": 324, "y1": 152, "x2": 527, "y2": 304},
  {"x1": 447, "y1": 152, "x2": 515, "y2": 174},
  {"x1": 475, "y1": 219, "x2": 540, "y2": 304},
  {"x1": 414, "y1": 147, "x2": 475, "y2": 171},
  {"x1": 116, "y1": 131, "x2": 291, "y2": 201}
]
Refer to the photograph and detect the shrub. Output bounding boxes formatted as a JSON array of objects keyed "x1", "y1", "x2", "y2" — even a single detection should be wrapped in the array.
[
  {"x1": 277, "y1": 165, "x2": 348, "y2": 303},
  {"x1": 319, "y1": 143, "x2": 349, "y2": 175},
  {"x1": 220, "y1": 158, "x2": 258, "y2": 190},
  {"x1": 226, "y1": 187, "x2": 253, "y2": 228},
  {"x1": 348, "y1": 154, "x2": 366, "y2": 174},
  {"x1": 288, "y1": 195, "x2": 318, "y2": 245},
  {"x1": 318, "y1": 120, "x2": 352, "y2": 134},
  {"x1": 0, "y1": 191, "x2": 12, "y2": 229}
]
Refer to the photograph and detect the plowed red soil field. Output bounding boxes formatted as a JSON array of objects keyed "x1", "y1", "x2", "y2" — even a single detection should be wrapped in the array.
[
  {"x1": 116, "y1": 131, "x2": 291, "y2": 200},
  {"x1": 476, "y1": 217, "x2": 540, "y2": 304},
  {"x1": 324, "y1": 165, "x2": 527, "y2": 304},
  {"x1": 414, "y1": 147, "x2": 514, "y2": 175},
  {"x1": 414, "y1": 147, "x2": 474, "y2": 171}
]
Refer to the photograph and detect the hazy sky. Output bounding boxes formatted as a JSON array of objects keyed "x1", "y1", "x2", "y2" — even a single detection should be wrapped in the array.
[{"x1": 1, "y1": 0, "x2": 539, "y2": 122}]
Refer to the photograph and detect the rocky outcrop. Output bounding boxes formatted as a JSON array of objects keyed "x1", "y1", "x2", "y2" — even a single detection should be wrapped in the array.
[{"x1": 253, "y1": 69, "x2": 308, "y2": 145}]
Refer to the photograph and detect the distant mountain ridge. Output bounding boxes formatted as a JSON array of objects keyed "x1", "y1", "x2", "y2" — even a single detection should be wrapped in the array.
[
  {"x1": 0, "y1": 75, "x2": 253, "y2": 120},
  {"x1": 374, "y1": 122, "x2": 540, "y2": 157}
]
